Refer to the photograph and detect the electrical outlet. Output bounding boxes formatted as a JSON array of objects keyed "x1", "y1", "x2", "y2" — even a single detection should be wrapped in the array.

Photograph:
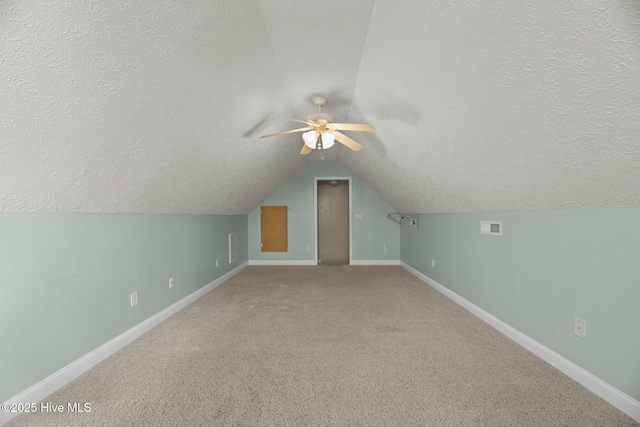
[
  {"x1": 169, "y1": 277, "x2": 174, "y2": 288},
  {"x1": 215, "y1": 259, "x2": 219, "y2": 267},
  {"x1": 573, "y1": 317, "x2": 586, "y2": 338},
  {"x1": 431, "y1": 259, "x2": 435, "y2": 268},
  {"x1": 130, "y1": 291, "x2": 138, "y2": 307},
  {"x1": 307, "y1": 246, "x2": 311, "y2": 252},
  {"x1": 383, "y1": 245, "x2": 388, "y2": 252}
]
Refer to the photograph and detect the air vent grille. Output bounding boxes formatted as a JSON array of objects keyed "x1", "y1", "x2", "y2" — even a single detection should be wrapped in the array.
[
  {"x1": 480, "y1": 221, "x2": 502, "y2": 236},
  {"x1": 229, "y1": 233, "x2": 237, "y2": 263}
]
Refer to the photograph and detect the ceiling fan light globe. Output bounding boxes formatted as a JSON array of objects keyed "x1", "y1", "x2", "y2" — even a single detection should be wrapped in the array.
[
  {"x1": 302, "y1": 130, "x2": 319, "y2": 148},
  {"x1": 321, "y1": 131, "x2": 335, "y2": 149}
]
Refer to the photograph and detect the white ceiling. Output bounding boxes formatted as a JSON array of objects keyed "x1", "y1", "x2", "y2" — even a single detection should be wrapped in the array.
[{"x1": 1, "y1": 1, "x2": 639, "y2": 214}]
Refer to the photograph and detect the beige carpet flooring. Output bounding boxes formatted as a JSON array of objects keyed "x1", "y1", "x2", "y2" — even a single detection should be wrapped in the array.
[{"x1": 7, "y1": 266, "x2": 638, "y2": 426}]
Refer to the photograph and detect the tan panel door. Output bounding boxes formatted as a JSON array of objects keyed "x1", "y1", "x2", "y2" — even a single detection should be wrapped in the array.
[
  {"x1": 261, "y1": 206, "x2": 288, "y2": 252},
  {"x1": 317, "y1": 181, "x2": 349, "y2": 265}
]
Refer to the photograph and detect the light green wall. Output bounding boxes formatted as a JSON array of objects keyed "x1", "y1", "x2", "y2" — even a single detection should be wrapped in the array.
[
  {"x1": 401, "y1": 208, "x2": 640, "y2": 401},
  {"x1": 0, "y1": 213, "x2": 247, "y2": 402},
  {"x1": 248, "y1": 162, "x2": 400, "y2": 262}
]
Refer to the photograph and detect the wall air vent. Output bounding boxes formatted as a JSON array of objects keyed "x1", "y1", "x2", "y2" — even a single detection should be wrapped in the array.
[
  {"x1": 480, "y1": 221, "x2": 502, "y2": 236},
  {"x1": 229, "y1": 233, "x2": 237, "y2": 263}
]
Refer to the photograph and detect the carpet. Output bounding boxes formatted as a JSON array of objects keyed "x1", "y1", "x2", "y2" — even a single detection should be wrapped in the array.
[{"x1": 7, "y1": 266, "x2": 638, "y2": 426}]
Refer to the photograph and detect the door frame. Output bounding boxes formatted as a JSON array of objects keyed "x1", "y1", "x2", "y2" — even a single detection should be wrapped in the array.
[{"x1": 314, "y1": 176, "x2": 352, "y2": 265}]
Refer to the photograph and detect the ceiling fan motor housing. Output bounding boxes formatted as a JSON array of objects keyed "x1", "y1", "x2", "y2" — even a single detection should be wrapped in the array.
[{"x1": 306, "y1": 112, "x2": 332, "y2": 123}]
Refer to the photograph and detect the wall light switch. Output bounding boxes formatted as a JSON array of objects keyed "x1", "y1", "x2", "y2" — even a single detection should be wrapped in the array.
[
  {"x1": 355, "y1": 213, "x2": 363, "y2": 220},
  {"x1": 169, "y1": 277, "x2": 174, "y2": 288}
]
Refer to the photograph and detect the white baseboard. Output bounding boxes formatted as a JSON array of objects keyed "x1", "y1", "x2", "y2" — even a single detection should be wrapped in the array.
[
  {"x1": 248, "y1": 260, "x2": 400, "y2": 266},
  {"x1": 350, "y1": 260, "x2": 400, "y2": 266},
  {"x1": 0, "y1": 262, "x2": 248, "y2": 427},
  {"x1": 400, "y1": 262, "x2": 640, "y2": 424},
  {"x1": 248, "y1": 260, "x2": 316, "y2": 266}
]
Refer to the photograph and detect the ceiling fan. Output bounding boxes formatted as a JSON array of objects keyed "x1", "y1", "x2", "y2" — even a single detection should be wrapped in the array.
[{"x1": 260, "y1": 96, "x2": 375, "y2": 155}]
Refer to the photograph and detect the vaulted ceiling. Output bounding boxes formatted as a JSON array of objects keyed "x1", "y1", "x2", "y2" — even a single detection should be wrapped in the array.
[{"x1": 2, "y1": 1, "x2": 639, "y2": 214}]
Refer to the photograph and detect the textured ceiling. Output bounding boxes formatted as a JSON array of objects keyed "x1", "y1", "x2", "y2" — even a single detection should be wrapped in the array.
[
  {"x1": 345, "y1": 0, "x2": 640, "y2": 213},
  {"x1": 1, "y1": 1, "x2": 639, "y2": 214}
]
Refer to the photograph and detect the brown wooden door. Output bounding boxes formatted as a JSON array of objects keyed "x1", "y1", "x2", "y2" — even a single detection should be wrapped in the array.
[{"x1": 261, "y1": 206, "x2": 288, "y2": 252}]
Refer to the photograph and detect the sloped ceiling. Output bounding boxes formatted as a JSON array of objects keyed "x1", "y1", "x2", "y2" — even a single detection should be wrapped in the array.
[
  {"x1": 346, "y1": 1, "x2": 640, "y2": 213},
  {"x1": 1, "y1": 1, "x2": 639, "y2": 214}
]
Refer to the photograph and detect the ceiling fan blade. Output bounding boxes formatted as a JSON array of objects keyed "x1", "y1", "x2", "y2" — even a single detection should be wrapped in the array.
[
  {"x1": 334, "y1": 131, "x2": 363, "y2": 151},
  {"x1": 300, "y1": 144, "x2": 313, "y2": 155},
  {"x1": 260, "y1": 126, "x2": 312, "y2": 139},
  {"x1": 328, "y1": 123, "x2": 376, "y2": 132}
]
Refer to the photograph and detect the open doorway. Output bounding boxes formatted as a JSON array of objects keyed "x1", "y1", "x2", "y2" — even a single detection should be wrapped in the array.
[{"x1": 316, "y1": 178, "x2": 351, "y2": 265}]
